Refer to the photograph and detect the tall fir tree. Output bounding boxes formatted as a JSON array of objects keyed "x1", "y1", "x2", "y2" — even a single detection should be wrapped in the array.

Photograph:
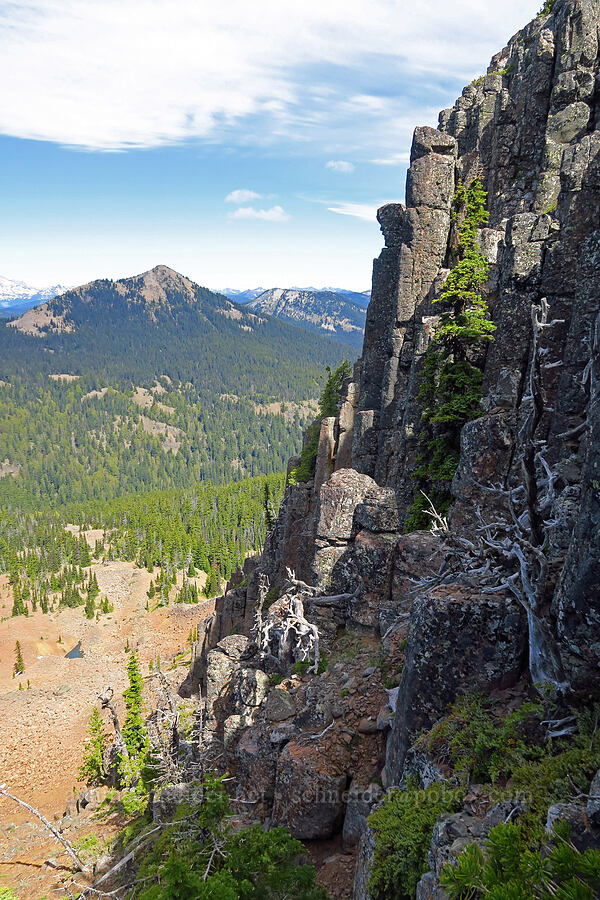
[
  {"x1": 14, "y1": 641, "x2": 25, "y2": 675},
  {"x1": 78, "y1": 707, "x2": 107, "y2": 785},
  {"x1": 122, "y1": 649, "x2": 147, "y2": 758}
]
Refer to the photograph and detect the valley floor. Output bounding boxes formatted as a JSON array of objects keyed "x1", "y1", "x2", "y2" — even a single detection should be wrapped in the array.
[{"x1": 0, "y1": 559, "x2": 214, "y2": 899}]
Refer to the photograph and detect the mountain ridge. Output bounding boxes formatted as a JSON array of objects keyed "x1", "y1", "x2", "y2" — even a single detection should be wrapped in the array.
[
  {"x1": 0, "y1": 274, "x2": 71, "y2": 317},
  {"x1": 246, "y1": 286, "x2": 367, "y2": 347},
  {"x1": 220, "y1": 285, "x2": 371, "y2": 307}
]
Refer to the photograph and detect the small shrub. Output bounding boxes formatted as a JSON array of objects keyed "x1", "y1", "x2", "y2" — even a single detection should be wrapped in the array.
[
  {"x1": 417, "y1": 694, "x2": 544, "y2": 784},
  {"x1": 441, "y1": 820, "x2": 600, "y2": 898},
  {"x1": 73, "y1": 833, "x2": 101, "y2": 863},
  {"x1": 136, "y1": 774, "x2": 327, "y2": 898},
  {"x1": 368, "y1": 779, "x2": 464, "y2": 900}
]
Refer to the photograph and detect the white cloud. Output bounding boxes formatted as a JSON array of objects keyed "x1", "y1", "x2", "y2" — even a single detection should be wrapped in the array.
[
  {"x1": 228, "y1": 205, "x2": 291, "y2": 222},
  {"x1": 225, "y1": 189, "x2": 262, "y2": 204},
  {"x1": 327, "y1": 202, "x2": 378, "y2": 221},
  {"x1": 326, "y1": 160, "x2": 355, "y2": 173},
  {"x1": 371, "y1": 152, "x2": 411, "y2": 167},
  {"x1": 0, "y1": 0, "x2": 541, "y2": 151}
]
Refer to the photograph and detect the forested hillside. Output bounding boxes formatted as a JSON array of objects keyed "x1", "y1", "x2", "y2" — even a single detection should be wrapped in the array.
[
  {"x1": 1, "y1": 473, "x2": 285, "y2": 620},
  {"x1": 0, "y1": 265, "x2": 350, "y2": 508}
]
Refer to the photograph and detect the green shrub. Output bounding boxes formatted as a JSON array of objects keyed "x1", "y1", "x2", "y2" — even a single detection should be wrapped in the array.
[
  {"x1": 418, "y1": 696, "x2": 600, "y2": 846},
  {"x1": 417, "y1": 695, "x2": 544, "y2": 784},
  {"x1": 73, "y1": 833, "x2": 101, "y2": 863},
  {"x1": 538, "y1": 0, "x2": 557, "y2": 15},
  {"x1": 441, "y1": 820, "x2": 600, "y2": 898},
  {"x1": 293, "y1": 656, "x2": 327, "y2": 676},
  {"x1": 368, "y1": 780, "x2": 464, "y2": 900},
  {"x1": 135, "y1": 774, "x2": 327, "y2": 898}
]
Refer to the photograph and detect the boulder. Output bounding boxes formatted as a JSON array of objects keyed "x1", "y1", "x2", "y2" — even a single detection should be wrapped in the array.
[
  {"x1": 153, "y1": 783, "x2": 196, "y2": 823},
  {"x1": 385, "y1": 586, "x2": 527, "y2": 786},
  {"x1": 272, "y1": 741, "x2": 347, "y2": 839},
  {"x1": 265, "y1": 687, "x2": 297, "y2": 722},
  {"x1": 342, "y1": 781, "x2": 383, "y2": 850}
]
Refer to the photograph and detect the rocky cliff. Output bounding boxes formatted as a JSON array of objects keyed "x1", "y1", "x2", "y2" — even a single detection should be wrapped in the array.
[{"x1": 183, "y1": 1, "x2": 600, "y2": 895}]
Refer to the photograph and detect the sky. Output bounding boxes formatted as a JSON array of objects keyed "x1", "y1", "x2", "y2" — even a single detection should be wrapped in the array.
[{"x1": 0, "y1": 0, "x2": 541, "y2": 291}]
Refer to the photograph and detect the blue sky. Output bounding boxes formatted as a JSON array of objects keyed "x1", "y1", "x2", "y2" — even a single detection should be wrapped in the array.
[{"x1": 0, "y1": 0, "x2": 540, "y2": 291}]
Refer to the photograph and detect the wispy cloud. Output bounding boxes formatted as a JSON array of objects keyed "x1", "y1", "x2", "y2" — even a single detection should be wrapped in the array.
[
  {"x1": 0, "y1": 0, "x2": 541, "y2": 152},
  {"x1": 326, "y1": 160, "x2": 355, "y2": 173},
  {"x1": 225, "y1": 189, "x2": 262, "y2": 203},
  {"x1": 228, "y1": 205, "x2": 291, "y2": 222},
  {"x1": 371, "y1": 152, "x2": 411, "y2": 167},
  {"x1": 327, "y1": 202, "x2": 378, "y2": 221}
]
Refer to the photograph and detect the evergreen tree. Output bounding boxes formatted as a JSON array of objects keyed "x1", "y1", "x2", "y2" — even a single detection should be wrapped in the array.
[
  {"x1": 11, "y1": 589, "x2": 26, "y2": 617},
  {"x1": 14, "y1": 641, "x2": 24, "y2": 675},
  {"x1": 289, "y1": 360, "x2": 352, "y2": 483},
  {"x1": 408, "y1": 178, "x2": 495, "y2": 528},
  {"x1": 79, "y1": 537, "x2": 92, "y2": 567},
  {"x1": 122, "y1": 650, "x2": 147, "y2": 758},
  {"x1": 84, "y1": 593, "x2": 95, "y2": 619},
  {"x1": 78, "y1": 707, "x2": 106, "y2": 786},
  {"x1": 204, "y1": 565, "x2": 220, "y2": 598}
]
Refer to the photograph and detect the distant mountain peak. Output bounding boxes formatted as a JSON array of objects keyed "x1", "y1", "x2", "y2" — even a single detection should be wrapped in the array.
[
  {"x1": 0, "y1": 275, "x2": 71, "y2": 318},
  {"x1": 8, "y1": 266, "x2": 241, "y2": 337},
  {"x1": 219, "y1": 285, "x2": 371, "y2": 307},
  {"x1": 246, "y1": 287, "x2": 366, "y2": 347}
]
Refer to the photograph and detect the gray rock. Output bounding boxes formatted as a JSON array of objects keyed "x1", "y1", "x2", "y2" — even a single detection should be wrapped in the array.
[
  {"x1": 153, "y1": 783, "x2": 195, "y2": 823},
  {"x1": 265, "y1": 687, "x2": 297, "y2": 722},
  {"x1": 353, "y1": 824, "x2": 376, "y2": 900},
  {"x1": 386, "y1": 587, "x2": 527, "y2": 785},
  {"x1": 343, "y1": 781, "x2": 383, "y2": 850},
  {"x1": 587, "y1": 768, "x2": 600, "y2": 825}
]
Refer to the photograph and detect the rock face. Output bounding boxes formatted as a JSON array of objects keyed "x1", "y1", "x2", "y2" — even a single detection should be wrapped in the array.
[
  {"x1": 385, "y1": 584, "x2": 527, "y2": 785},
  {"x1": 181, "y1": 1, "x2": 600, "y2": 895}
]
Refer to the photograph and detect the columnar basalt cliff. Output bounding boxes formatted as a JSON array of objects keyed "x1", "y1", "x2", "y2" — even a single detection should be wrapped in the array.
[{"x1": 185, "y1": 1, "x2": 600, "y2": 896}]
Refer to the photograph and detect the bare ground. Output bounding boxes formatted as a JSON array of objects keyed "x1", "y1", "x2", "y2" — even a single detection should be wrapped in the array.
[{"x1": 0, "y1": 561, "x2": 214, "y2": 899}]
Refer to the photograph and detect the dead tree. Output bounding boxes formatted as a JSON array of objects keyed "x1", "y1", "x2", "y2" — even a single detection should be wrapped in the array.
[
  {"x1": 252, "y1": 571, "x2": 321, "y2": 673},
  {"x1": 0, "y1": 781, "x2": 88, "y2": 873},
  {"x1": 98, "y1": 686, "x2": 128, "y2": 762}
]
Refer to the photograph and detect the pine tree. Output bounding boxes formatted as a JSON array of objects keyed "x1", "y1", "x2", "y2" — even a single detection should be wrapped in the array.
[
  {"x1": 11, "y1": 591, "x2": 26, "y2": 617},
  {"x1": 14, "y1": 641, "x2": 24, "y2": 675},
  {"x1": 204, "y1": 564, "x2": 220, "y2": 598},
  {"x1": 122, "y1": 650, "x2": 147, "y2": 758},
  {"x1": 78, "y1": 707, "x2": 106, "y2": 786},
  {"x1": 84, "y1": 593, "x2": 95, "y2": 619},
  {"x1": 79, "y1": 537, "x2": 92, "y2": 567}
]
